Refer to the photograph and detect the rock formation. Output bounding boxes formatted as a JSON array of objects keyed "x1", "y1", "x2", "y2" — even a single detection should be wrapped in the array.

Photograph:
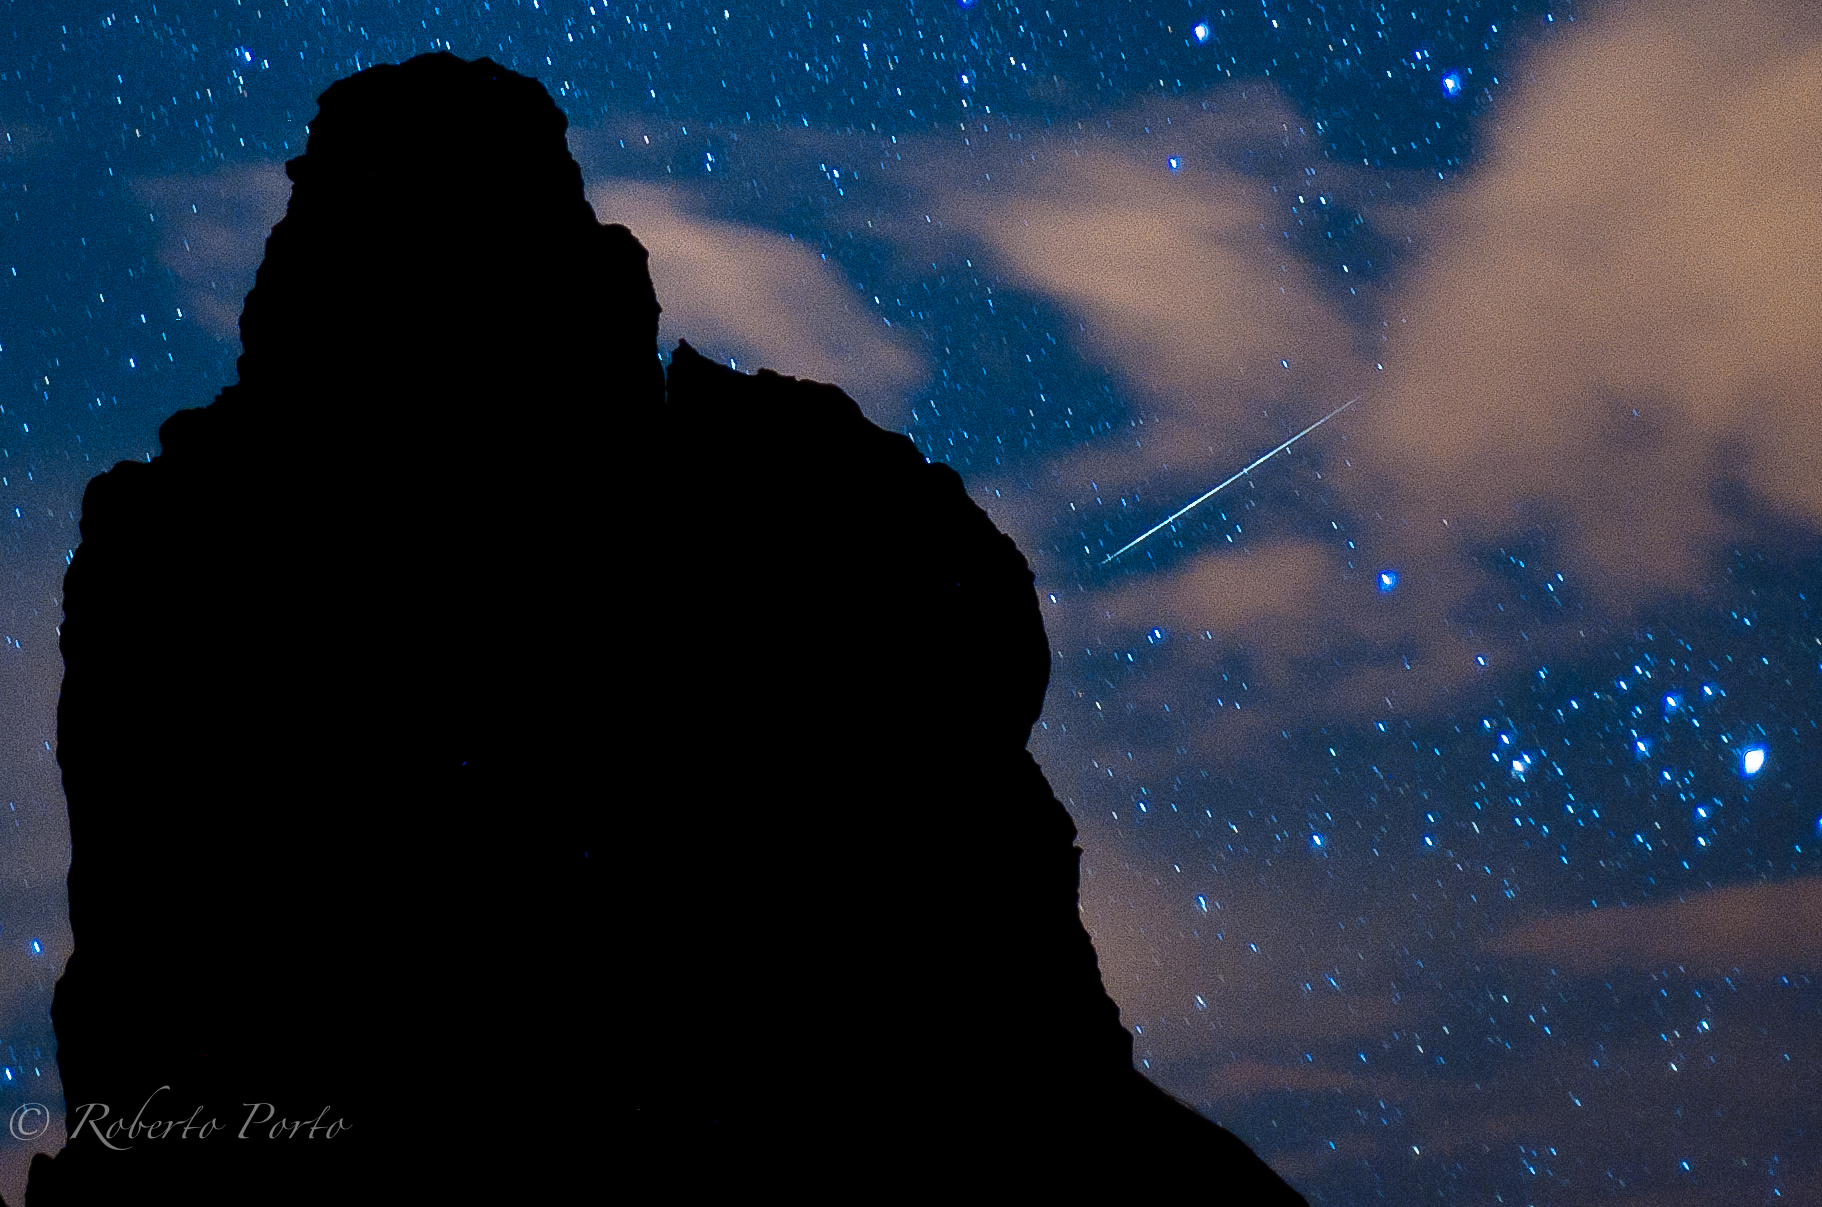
[
  {"x1": 642, "y1": 342, "x2": 1304, "y2": 1200},
  {"x1": 26, "y1": 53, "x2": 654, "y2": 1203},
  {"x1": 24, "y1": 52, "x2": 1303, "y2": 1203}
]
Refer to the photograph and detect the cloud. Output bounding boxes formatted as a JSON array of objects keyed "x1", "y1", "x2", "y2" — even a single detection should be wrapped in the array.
[
  {"x1": 1200, "y1": 1058, "x2": 1369, "y2": 1101},
  {"x1": 928, "y1": 91, "x2": 1367, "y2": 479},
  {"x1": 1076, "y1": 540, "x2": 1487, "y2": 736},
  {"x1": 1482, "y1": 876, "x2": 1822, "y2": 975},
  {"x1": 955, "y1": 149, "x2": 1347, "y2": 409},
  {"x1": 588, "y1": 181, "x2": 925, "y2": 425},
  {"x1": 2, "y1": 121, "x2": 56, "y2": 159},
  {"x1": 1076, "y1": 837, "x2": 1437, "y2": 1068},
  {"x1": 845, "y1": 92, "x2": 1483, "y2": 749},
  {"x1": 1359, "y1": 0, "x2": 1822, "y2": 603},
  {"x1": 1101, "y1": 542, "x2": 1340, "y2": 639},
  {"x1": 135, "y1": 162, "x2": 293, "y2": 344},
  {"x1": 871, "y1": 0, "x2": 1822, "y2": 762}
]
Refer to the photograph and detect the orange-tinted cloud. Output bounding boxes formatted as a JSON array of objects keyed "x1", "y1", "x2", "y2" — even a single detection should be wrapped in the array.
[
  {"x1": 135, "y1": 162, "x2": 293, "y2": 344},
  {"x1": 1078, "y1": 539, "x2": 1484, "y2": 731},
  {"x1": 1360, "y1": 0, "x2": 1822, "y2": 601},
  {"x1": 588, "y1": 181, "x2": 925, "y2": 426},
  {"x1": 1099, "y1": 542, "x2": 1337, "y2": 637},
  {"x1": 900, "y1": 0, "x2": 1822, "y2": 763},
  {"x1": 1074, "y1": 834, "x2": 1437, "y2": 1071},
  {"x1": 1483, "y1": 876, "x2": 1822, "y2": 975},
  {"x1": 1202, "y1": 1058, "x2": 1367, "y2": 1101},
  {"x1": 860, "y1": 94, "x2": 1434, "y2": 750},
  {"x1": 930, "y1": 92, "x2": 1365, "y2": 481}
]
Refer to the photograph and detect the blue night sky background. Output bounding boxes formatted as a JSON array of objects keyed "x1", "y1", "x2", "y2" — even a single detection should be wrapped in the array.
[{"x1": 4, "y1": 0, "x2": 1821, "y2": 1201}]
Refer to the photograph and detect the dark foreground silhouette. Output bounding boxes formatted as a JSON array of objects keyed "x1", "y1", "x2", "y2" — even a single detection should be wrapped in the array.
[{"x1": 21, "y1": 53, "x2": 1305, "y2": 1203}]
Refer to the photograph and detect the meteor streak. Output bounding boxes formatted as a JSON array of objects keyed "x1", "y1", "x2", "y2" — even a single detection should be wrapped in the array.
[{"x1": 1100, "y1": 395, "x2": 1361, "y2": 565}]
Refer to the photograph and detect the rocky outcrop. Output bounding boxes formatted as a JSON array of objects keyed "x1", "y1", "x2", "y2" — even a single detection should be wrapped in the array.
[
  {"x1": 637, "y1": 342, "x2": 1304, "y2": 1199},
  {"x1": 25, "y1": 51, "x2": 1302, "y2": 1203},
  {"x1": 27, "y1": 54, "x2": 655, "y2": 1203}
]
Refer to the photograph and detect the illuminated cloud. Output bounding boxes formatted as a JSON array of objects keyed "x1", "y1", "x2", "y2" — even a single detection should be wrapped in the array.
[
  {"x1": 928, "y1": 91, "x2": 1364, "y2": 480},
  {"x1": 1078, "y1": 841, "x2": 1433, "y2": 1068},
  {"x1": 1200, "y1": 1059, "x2": 1363, "y2": 1101},
  {"x1": 1099, "y1": 542, "x2": 1340, "y2": 638},
  {"x1": 588, "y1": 181, "x2": 925, "y2": 426},
  {"x1": 868, "y1": 93, "x2": 1437, "y2": 744},
  {"x1": 135, "y1": 162, "x2": 293, "y2": 344},
  {"x1": 1360, "y1": 0, "x2": 1822, "y2": 602},
  {"x1": 1076, "y1": 537, "x2": 1488, "y2": 737},
  {"x1": 1482, "y1": 877, "x2": 1822, "y2": 975},
  {"x1": 897, "y1": 0, "x2": 1822, "y2": 759}
]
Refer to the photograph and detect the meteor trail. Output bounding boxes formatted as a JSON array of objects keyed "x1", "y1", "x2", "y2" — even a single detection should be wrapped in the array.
[{"x1": 1100, "y1": 395, "x2": 1361, "y2": 565}]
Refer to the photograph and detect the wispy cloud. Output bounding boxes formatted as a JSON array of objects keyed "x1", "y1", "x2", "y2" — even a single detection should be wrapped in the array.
[
  {"x1": 1483, "y1": 876, "x2": 1822, "y2": 975},
  {"x1": 135, "y1": 162, "x2": 293, "y2": 344},
  {"x1": 588, "y1": 180, "x2": 925, "y2": 426},
  {"x1": 1356, "y1": 0, "x2": 1822, "y2": 606},
  {"x1": 1, "y1": 121, "x2": 56, "y2": 160},
  {"x1": 857, "y1": 0, "x2": 1822, "y2": 753}
]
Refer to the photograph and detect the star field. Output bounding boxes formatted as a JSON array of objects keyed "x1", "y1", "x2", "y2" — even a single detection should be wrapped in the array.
[{"x1": 5, "y1": 0, "x2": 1821, "y2": 1202}]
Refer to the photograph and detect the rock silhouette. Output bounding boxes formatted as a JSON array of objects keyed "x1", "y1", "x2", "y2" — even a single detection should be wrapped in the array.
[
  {"x1": 23, "y1": 53, "x2": 1304, "y2": 1203},
  {"x1": 645, "y1": 342, "x2": 1305, "y2": 1199},
  {"x1": 25, "y1": 54, "x2": 654, "y2": 1203}
]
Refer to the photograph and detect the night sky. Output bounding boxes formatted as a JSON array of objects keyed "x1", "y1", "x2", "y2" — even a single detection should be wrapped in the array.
[{"x1": 4, "y1": 0, "x2": 1821, "y2": 1201}]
